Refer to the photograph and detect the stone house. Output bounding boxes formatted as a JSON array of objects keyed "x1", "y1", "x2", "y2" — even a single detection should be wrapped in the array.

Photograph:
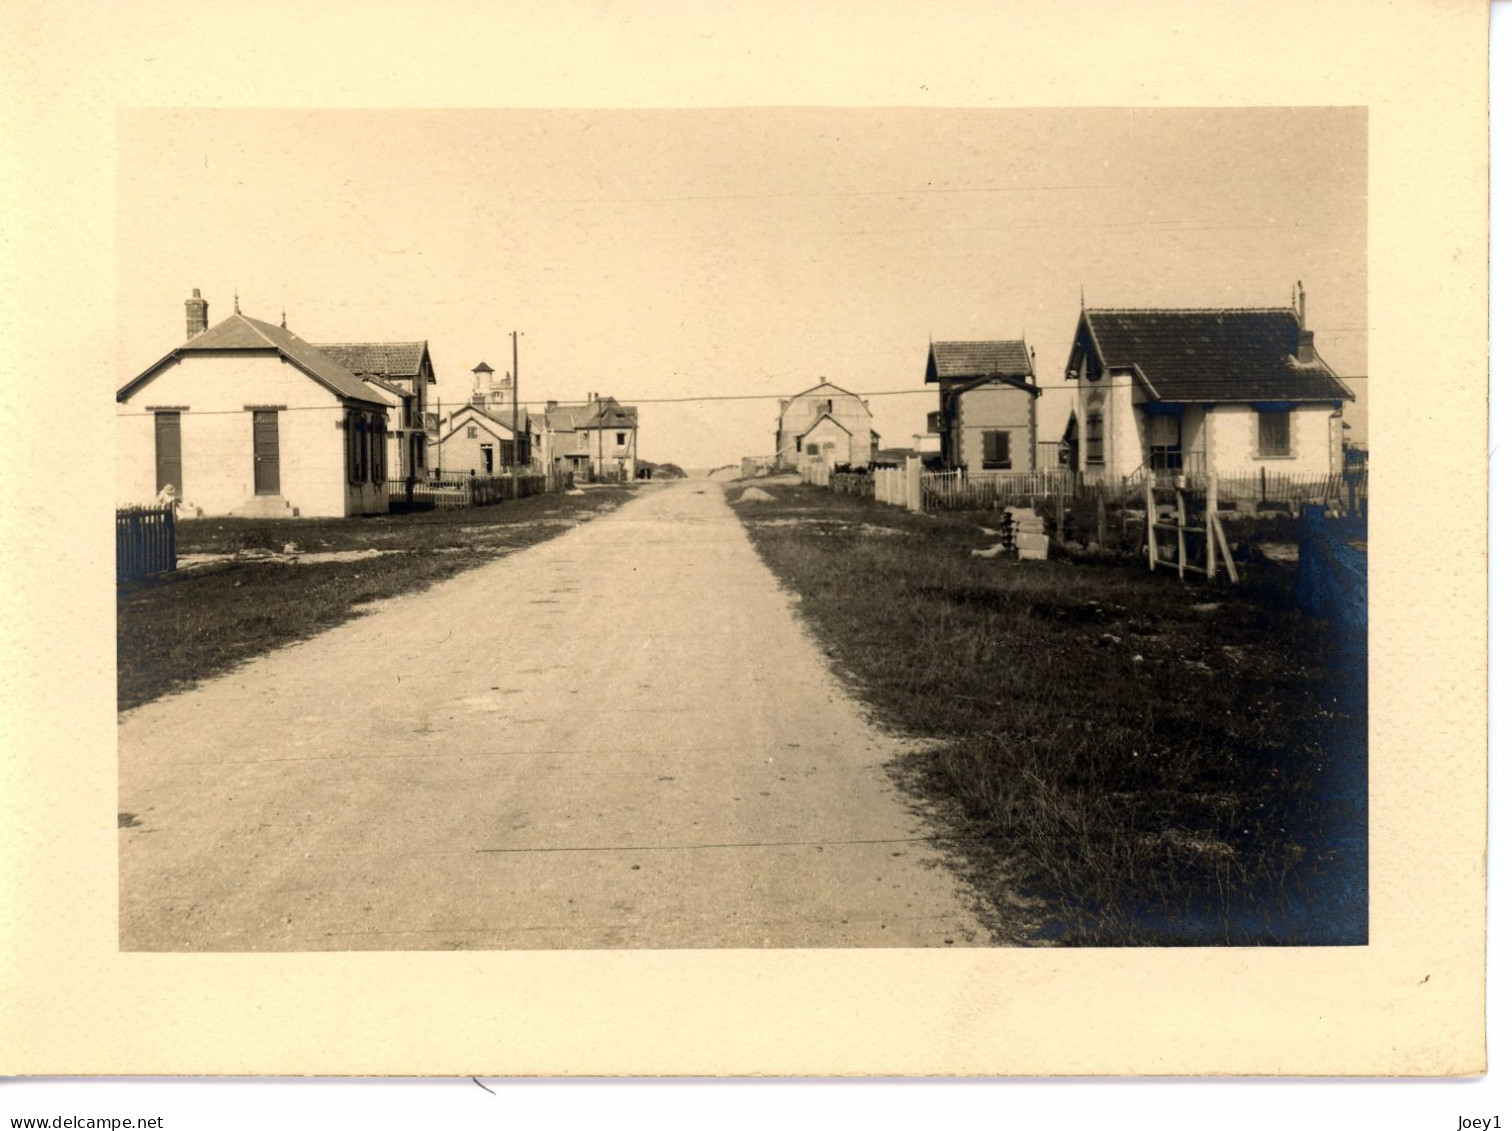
[
  {"x1": 774, "y1": 380, "x2": 879, "y2": 470},
  {"x1": 116, "y1": 290, "x2": 391, "y2": 518},
  {"x1": 312, "y1": 341, "x2": 436, "y2": 482},
  {"x1": 433, "y1": 404, "x2": 523, "y2": 476},
  {"x1": 1061, "y1": 290, "x2": 1355, "y2": 483},
  {"x1": 924, "y1": 340, "x2": 1042, "y2": 472}
]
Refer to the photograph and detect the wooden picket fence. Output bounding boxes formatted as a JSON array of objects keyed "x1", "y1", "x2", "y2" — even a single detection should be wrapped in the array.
[
  {"x1": 921, "y1": 468, "x2": 1081, "y2": 512},
  {"x1": 388, "y1": 470, "x2": 572, "y2": 511},
  {"x1": 117, "y1": 505, "x2": 176, "y2": 583}
]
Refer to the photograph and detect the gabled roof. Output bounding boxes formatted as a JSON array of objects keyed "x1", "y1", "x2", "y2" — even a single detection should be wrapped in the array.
[
  {"x1": 784, "y1": 379, "x2": 864, "y2": 403},
  {"x1": 949, "y1": 371, "x2": 1042, "y2": 399},
  {"x1": 797, "y1": 411, "x2": 853, "y2": 441},
  {"x1": 361, "y1": 375, "x2": 411, "y2": 401},
  {"x1": 437, "y1": 403, "x2": 523, "y2": 444},
  {"x1": 1071, "y1": 308, "x2": 1354, "y2": 404},
  {"x1": 118, "y1": 313, "x2": 388, "y2": 407},
  {"x1": 579, "y1": 398, "x2": 639, "y2": 430},
  {"x1": 313, "y1": 341, "x2": 434, "y2": 384},
  {"x1": 926, "y1": 340, "x2": 1033, "y2": 384}
]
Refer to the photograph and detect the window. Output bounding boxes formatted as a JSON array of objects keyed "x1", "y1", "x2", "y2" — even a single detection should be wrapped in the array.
[
  {"x1": 981, "y1": 430, "x2": 1011, "y2": 469},
  {"x1": 1258, "y1": 408, "x2": 1292, "y2": 456},
  {"x1": 1148, "y1": 412, "x2": 1181, "y2": 470},
  {"x1": 805, "y1": 443, "x2": 820, "y2": 456},
  {"x1": 616, "y1": 432, "x2": 627, "y2": 446},
  {"x1": 370, "y1": 414, "x2": 385, "y2": 483},
  {"x1": 467, "y1": 425, "x2": 478, "y2": 438},
  {"x1": 1085, "y1": 410, "x2": 1104, "y2": 464},
  {"x1": 347, "y1": 411, "x2": 362, "y2": 484}
]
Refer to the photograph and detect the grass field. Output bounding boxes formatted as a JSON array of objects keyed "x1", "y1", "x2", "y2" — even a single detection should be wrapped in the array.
[
  {"x1": 117, "y1": 486, "x2": 633, "y2": 711},
  {"x1": 732, "y1": 482, "x2": 1366, "y2": 947}
]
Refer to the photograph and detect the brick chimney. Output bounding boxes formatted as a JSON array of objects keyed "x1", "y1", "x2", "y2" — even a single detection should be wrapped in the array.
[
  {"x1": 1295, "y1": 279, "x2": 1315, "y2": 363},
  {"x1": 185, "y1": 288, "x2": 209, "y2": 338}
]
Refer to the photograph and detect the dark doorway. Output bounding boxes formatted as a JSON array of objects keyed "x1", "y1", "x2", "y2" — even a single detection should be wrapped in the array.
[
  {"x1": 253, "y1": 411, "x2": 280, "y2": 495},
  {"x1": 154, "y1": 411, "x2": 182, "y2": 496}
]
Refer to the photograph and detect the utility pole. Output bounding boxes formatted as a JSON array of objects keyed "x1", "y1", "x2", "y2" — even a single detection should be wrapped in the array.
[
  {"x1": 511, "y1": 330, "x2": 520, "y2": 474},
  {"x1": 596, "y1": 393, "x2": 603, "y2": 482}
]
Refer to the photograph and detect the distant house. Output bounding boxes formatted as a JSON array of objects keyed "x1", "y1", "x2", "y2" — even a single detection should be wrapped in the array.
[
  {"x1": 430, "y1": 360, "x2": 532, "y2": 476},
  {"x1": 775, "y1": 380, "x2": 879, "y2": 470},
  {"x1": 530, "y1": 395, "x2": 639, "y2": 481},
  {"x1": 116, "y1": 290, "x2": 391, "y2": 518},
  {"x1": 925, "y1": 340, "x2": 1042, "y2": 472},
  {"x1": 434, "y1": 404, "x2": 522, "y2": 476},
  {"x1": 312, "y1": 341, "x2": 436, "y2": 482},
  {"x1": 1061, "y1": 288, "x2": 1354, "y2": 482}
]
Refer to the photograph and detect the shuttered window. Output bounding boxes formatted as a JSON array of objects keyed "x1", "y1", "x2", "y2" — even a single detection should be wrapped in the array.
[
  {"x1": 1085, "y1": 411, "x2": 1105, "y2": 465},
  {"x1": 981, "y1": 430, "x2": 1011, "y2": 469}
]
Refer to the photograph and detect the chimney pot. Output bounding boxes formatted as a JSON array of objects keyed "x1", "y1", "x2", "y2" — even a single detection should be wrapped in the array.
[{"x1": 185, "y1": 288, "x2": 209, "y2": 339}]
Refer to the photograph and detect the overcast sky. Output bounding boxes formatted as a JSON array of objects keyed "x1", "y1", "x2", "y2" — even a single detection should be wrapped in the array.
[{"x1": 118, "y1": 107, "x2": 1366, "y2": 468}]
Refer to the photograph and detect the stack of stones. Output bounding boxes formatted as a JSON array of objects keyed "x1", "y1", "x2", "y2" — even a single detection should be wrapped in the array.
[{"x1": 1001, "y1": 506, "x2": 1050, "y2": 561}]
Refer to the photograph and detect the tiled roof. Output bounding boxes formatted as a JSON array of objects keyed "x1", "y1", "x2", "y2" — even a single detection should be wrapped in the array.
[
  {"x1": 1081, "y1": 308, "x2": 1353, "y2": 403},
  {"x1": 312, "y1": 341, "x2": 429, "y2": 380},
  {"x1": 927, "y1": 340, "x2": 1033, "y2": 383},
  {"x1": 118, "y1": 313, "x2": 388, "y2": 406},
  {"x1": 438, "y1": 404, "x2": 522, "y2": 443}
]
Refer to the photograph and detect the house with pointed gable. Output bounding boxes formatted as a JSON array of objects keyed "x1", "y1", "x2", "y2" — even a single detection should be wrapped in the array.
[
  {"x1": 431, "y1": 360, "x2": 529, "y2": 476},
  {"x1": 116, "y1": 289, "x2": 392, "y2": 517},
  {"x1": 1061, "y1": 284, "x2": 1354, "y2": 483},
  {"x1": 312, "y1": 340, "x2": 436, "y2": 482},
  {"x1": 924, "y1": 340, "x2": 1042, "y2": 472},
  {"x1": 774, "y1": 380, "x2": 878, "y2": 470}
]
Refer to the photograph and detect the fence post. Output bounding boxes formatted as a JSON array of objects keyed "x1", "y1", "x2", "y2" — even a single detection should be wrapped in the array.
[{"x1": 905, "y1": 456, "x2": 922, "y2": 513}]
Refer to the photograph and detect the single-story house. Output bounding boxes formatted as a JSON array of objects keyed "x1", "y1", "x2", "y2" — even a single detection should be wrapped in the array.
[
  {"x1": 312, "y1": 341, "x2": 436, "y2": 482},
  {"x1": 1062, "y1": 289, "x2": 1354, "y2": 482},
  {"x1": 116, "y1": 290, "x2": 391, "y2": 517},
  {"x1": 434, "y1": 404, "x2": 523, "y2": 477},
  {"x1": 925, "y1": 340, "x2": 1042, "y2": 472},
  {"x1": 775, "y1": 380, "x2": 879, "y2": 470}
]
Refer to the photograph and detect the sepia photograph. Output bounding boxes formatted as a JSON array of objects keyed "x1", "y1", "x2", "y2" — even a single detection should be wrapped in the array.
[{"x1": 114, "y1": 106, "x2": 1368, "y2": 952}]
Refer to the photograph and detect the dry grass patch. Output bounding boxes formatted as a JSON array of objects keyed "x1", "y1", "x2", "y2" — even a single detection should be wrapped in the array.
[{"x1": 733, "y1": 482, "x2": 1365, "y2": 947}]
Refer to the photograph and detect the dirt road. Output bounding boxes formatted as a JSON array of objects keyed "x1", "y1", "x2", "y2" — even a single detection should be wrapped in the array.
[{"x1": 118, "y1": 480, "x2": 988, "y2": 949}]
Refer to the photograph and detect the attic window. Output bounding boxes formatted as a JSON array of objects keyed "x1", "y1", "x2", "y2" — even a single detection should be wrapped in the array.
[{"x1": 467, "y1": 425, "x2": 478, "y2": 439}]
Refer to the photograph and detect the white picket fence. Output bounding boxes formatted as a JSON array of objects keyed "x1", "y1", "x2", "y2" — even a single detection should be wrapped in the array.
[{"x1": 802, "y1": 455, "x2": 922, "y2": 512}]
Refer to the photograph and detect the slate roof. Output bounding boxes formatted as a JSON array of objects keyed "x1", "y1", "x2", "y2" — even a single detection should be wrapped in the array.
[
  {"x1": 579, "y1": 398, "x2": 640, "y2": 429},
  {"x1": 1077, "y1": 308, "x2": 1353, "y2": 403},
  {"x1": 313, "y1": 341, "x2": 433, "y2": 383},
  {"x1": 118, "y1": 313, "x2": 388, "y2": 406},
  {"x1": 927, "y1": 340, "x2": 1033, "y2": 383}
]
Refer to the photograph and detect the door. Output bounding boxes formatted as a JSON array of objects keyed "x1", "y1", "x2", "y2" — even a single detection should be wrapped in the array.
[
  {"x1": 154, "y1": 411, "x2": 182, "y2": 496},
  {"x1": 253, "y1": 410, "x2": 280, "y2": 495},
  {"x1": 481, "y1": 444, "x2": 494, "y2": 474}
]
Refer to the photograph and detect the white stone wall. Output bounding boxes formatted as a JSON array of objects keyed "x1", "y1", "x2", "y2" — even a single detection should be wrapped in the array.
[
  {"x1": 117, "y1": 352, "x2": 387, "y2": 517},
  {"x1": 1206, "y1": 403, "x2": 1338, "y2": 476},
  {"x1": 794, "y1": 416, "x2": 854, "y2": 468}
]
